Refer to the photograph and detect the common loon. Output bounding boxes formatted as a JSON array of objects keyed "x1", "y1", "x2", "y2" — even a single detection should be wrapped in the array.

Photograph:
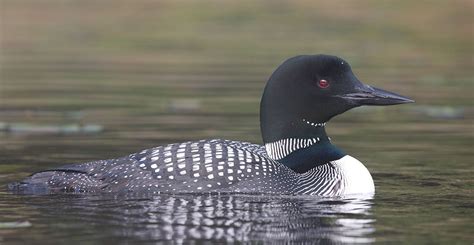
[{"x1": 10, "y1": 55, "x2": 413, "y2": 196}]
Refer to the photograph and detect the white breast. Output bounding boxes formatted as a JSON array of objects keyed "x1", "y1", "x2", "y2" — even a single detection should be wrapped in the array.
[{"x1": 331, "y1": 155, "x2": 375, "y2": 195}]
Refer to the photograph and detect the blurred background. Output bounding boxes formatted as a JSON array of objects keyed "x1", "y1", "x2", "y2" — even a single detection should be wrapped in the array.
[{"x1": 0, "y1": 0, "x2": 473, "y2": 243}]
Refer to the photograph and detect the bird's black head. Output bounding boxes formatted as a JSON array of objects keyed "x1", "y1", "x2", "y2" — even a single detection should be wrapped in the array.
[{"x1": 260, "y1": 54, "x2": 413, "y2": 143}]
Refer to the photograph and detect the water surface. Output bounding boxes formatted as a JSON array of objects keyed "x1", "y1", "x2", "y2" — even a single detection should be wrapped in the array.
[{"x1": 1, "y1": 0, "x2": 473, "y2": 244}]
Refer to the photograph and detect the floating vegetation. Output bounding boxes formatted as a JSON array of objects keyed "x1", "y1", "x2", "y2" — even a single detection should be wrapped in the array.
[
  {"x1": 0, "y1": 122, "x2": 103, "y2": 135},
  {"x1": 0, "y1": 221, "x2": 32, "y2": 229},
  {"x1": 410, "y1": 105, "x2": 466, "y2": 120}
]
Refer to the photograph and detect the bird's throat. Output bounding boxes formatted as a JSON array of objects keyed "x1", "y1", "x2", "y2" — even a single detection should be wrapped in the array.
[{"x1": 263, "y1": 121, "x2": 345, "y2": 173}]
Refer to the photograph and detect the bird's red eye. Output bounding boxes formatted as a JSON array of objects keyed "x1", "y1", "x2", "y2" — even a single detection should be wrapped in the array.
[{"x1": 318, "y1": 79, "x2": 330, "y2": 88}]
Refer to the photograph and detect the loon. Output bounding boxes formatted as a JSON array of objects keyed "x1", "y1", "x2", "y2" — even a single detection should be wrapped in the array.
[{"x1": 10, "y1": 55, "x2": 413, "y2": 196}]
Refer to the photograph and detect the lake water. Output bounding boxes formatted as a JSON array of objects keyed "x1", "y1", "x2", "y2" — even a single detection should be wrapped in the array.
[{"x1": 1, "y1": 0, "x2": 473, "y2": 244}]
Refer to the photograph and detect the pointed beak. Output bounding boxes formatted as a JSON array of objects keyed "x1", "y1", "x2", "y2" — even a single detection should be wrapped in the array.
[{"x1": 336, "y1": 84, "x2": 414, "y2": 106}]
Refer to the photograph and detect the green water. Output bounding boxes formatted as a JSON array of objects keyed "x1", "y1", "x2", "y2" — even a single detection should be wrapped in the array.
[{"x1": 0, "y1": 0, "x2": 472, "y2": 243}]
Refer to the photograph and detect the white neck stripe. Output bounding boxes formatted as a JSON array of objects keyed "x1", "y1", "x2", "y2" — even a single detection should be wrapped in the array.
[{"x1": 265, "y1": 137, "x2": 321, "y2": 160}]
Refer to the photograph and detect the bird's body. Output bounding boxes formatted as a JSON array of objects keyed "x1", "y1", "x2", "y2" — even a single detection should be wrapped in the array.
[
  {"x1": 9, "y1": 55, "x2": 412, "y2": 196},
  {"x1": 14, "y1": 139, "x2": 373, "y2": 196}
]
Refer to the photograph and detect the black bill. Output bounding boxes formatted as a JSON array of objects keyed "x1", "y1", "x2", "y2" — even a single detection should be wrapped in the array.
[{"x1": 336, "y1": 84, "x2": 414, "y2": 106}]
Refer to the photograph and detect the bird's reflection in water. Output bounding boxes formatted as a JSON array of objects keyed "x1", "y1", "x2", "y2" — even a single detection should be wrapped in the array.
[
  {"x1": 26, "y1": 193, "x2": 375, "y2": 243},
  {"x1": 112, "y1": 194, "x2": 372, "y2": 243}
]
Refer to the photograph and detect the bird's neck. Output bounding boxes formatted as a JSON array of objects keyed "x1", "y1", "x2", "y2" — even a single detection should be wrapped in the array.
[{"x1": 262, "y1": 119, "x2": 345, "y2": 173}]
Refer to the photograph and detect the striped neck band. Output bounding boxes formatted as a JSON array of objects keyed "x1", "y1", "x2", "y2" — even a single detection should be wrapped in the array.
[{"x1": 265, "y1": 137, "x2": 321, "y2": 160}]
